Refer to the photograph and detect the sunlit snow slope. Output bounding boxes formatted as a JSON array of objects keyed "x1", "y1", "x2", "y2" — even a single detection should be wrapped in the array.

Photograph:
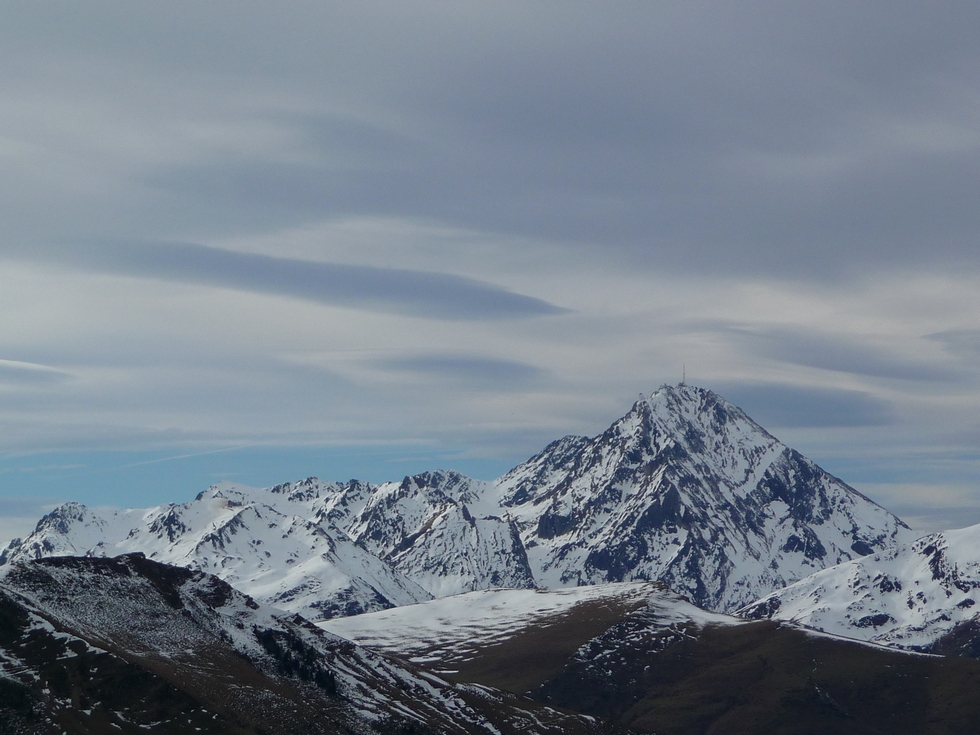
[
  {"x1": 319, "y1": 582, "x2": 737, "y2": 673},
  {"x1": 740, "y1": 523, "x2": 980, "y2": 652}
]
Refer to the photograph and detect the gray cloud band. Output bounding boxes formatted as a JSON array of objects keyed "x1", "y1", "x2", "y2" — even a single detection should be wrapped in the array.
[
  {"x1": 706, "y1": 325, "x2": 959, "y2": 382},
  {"x1": 12, "y1": 241, "x2": 566, "y2": 321},
  {"x1": 712, "y1": 382, "x2": 895, "y2": 428},
  {"x1": 2, "y1": 6, "x2": 980, "y2": 281},
  {"x1": 375, "y1": 354, "x2": 545, "y2": 387}
]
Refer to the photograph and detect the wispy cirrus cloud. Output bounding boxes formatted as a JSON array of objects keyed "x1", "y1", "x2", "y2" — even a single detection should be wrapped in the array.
[
  {"x1": 716, "y1": 325, "x2": 958, "y2": 382},
  {"x1": 1, "y1": 2, "x2": 980, "y2": 519},
  {"x1": 0, "y1": 358, "x2": 72, "y2": 385},
  {"x1": 374, "y1": 354, "x2": 546, "y2": 388},
  {"x1": 11, "y1": 240, "x2": 566, "y2": 321}
]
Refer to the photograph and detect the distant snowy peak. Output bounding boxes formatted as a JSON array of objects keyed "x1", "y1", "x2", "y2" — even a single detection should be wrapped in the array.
[
  {"x1": 0, "y1": 487, "x2": 431, "y2": 621},
  {"x1": 498, "y1": 385, "x2": 786, "y2": 509},
  {"x1": 740, "y1": 523, "x2": 980, "y2": 652},
  {"x1": 0, "y1": 502, "x2": 148, "y2": 563},
  {"x1": 379, "y1": 504, "x2": 534, "y2": 597},
  {"x1": 497, "y1": 384, "x2": 912, "y2": 610},
  {"x1": 642, "y1": 383, "x2": 783, "y2": 485},
  {"x1": 212, "y1": 476, "x2": 365, "y2": 521}
]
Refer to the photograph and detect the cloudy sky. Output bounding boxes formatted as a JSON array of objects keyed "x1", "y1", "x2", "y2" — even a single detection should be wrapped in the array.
[{"x1": 2, "y1": 2, "x2": 980, "y2": 542}]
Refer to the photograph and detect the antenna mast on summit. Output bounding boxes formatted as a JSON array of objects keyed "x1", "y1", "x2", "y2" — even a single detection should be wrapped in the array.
[{"x1": 681, "y1": 364, "x2": 686, "y2": 386}]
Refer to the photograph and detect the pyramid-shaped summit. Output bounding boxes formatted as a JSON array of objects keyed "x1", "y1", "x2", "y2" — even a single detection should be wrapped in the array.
[
  {"x1": 2, "y1": 384, "x2": 914, "y2": 615},
  {"x1": 495, "y1": 384, "x2": 913, "y2": 611}
]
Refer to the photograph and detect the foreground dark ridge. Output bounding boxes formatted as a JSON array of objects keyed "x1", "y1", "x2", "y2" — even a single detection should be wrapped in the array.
[
  {"x1": 6, "y1": 554, "x2": 980, "y2": 732},
  {"x1": 0, "y1": 554, "x2": 616, "y2": 735}
]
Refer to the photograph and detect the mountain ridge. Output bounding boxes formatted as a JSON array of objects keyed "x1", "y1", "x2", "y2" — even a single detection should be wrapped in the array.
[{"x1": 1, "y1": 384, "x2": 913, "y2": 615}]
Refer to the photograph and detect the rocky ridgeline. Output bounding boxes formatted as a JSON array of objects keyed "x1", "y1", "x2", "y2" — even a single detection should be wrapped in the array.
[{"x1": 2, "y1": 385, "x2": 912, "y2": 618}]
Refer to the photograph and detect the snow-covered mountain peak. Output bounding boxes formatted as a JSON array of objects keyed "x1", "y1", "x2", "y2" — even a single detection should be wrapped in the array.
[
  {"x1": 195, "y1": 477, "x2": 345, "y2": 509},
  {"x1": 2, "y1": 386, "x2": 914, "y2": 616},
  {"x1": 643, "y1": 382, "x2": 747, "y2": 427},
  {"x1": 343, "y1": 469, "x2": 532, "y2": 597},
  {"x1": 497, "y1": 385, "x2": 781, "y2": 511},
  {"x1": 637, "y1": 384, "x2": 781, "y2": 488},
  {"x1": 359, "y1": 470, "x2": 491, "y2": 513},
  {"x1": 641, "y1": 383, "x2": 753, "y2": 429},
  {"x1": 494, "y1": 384, "x2": 911, "y2": 610}
]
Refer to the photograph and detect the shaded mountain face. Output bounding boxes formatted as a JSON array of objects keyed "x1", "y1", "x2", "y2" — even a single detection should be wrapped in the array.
[
  {"x1": 1, "y1": 385, "x2": 912, "y2": 614},
  {"x1": 496, "y1": 385, "x2": 913, "y2": 610},
  {"x1": 0, "y1": 554, "x2": 611, "y2": 735},
  {"x1": 739, "y1": 523, "x2": 980, "y2": 654}
]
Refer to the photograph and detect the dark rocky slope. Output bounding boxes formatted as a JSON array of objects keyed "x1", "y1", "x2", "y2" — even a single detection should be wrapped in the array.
[{"x1": 0, "y1": 554, "x2": 614, "y2": 735}]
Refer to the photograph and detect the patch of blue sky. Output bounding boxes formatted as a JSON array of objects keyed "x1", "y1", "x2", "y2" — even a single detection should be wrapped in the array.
[{"x1": 0, "y1": 446, "x2": 515, "y2": 509}]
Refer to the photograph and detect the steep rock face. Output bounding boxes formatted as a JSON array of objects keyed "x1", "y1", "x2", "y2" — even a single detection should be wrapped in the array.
[
  {"x1": 496, "y1": 385, "x2": 912, "y2": 611},
  {"x1": 0, "y1": 486, "x2": 431, "y2": 621},
  {"x1": 0, "y1": 554, "x2": 606, "y2": 735},
  {"x1": 740, "y1": 523, "x2": 980, "y2": 652}
]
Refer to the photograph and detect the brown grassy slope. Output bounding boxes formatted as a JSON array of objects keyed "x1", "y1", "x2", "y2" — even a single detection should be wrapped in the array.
[
  {"x1": 535, "y1": 620, "x2": 980, "y2": 735},
  {"x1": 431, "y1": 599, "x2": 980, "y2": 735}
]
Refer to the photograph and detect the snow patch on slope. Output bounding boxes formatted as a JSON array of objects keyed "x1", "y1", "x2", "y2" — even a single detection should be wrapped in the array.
[{"x1": 320, "y1": 582, "x2": 738, "y2": 667}]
